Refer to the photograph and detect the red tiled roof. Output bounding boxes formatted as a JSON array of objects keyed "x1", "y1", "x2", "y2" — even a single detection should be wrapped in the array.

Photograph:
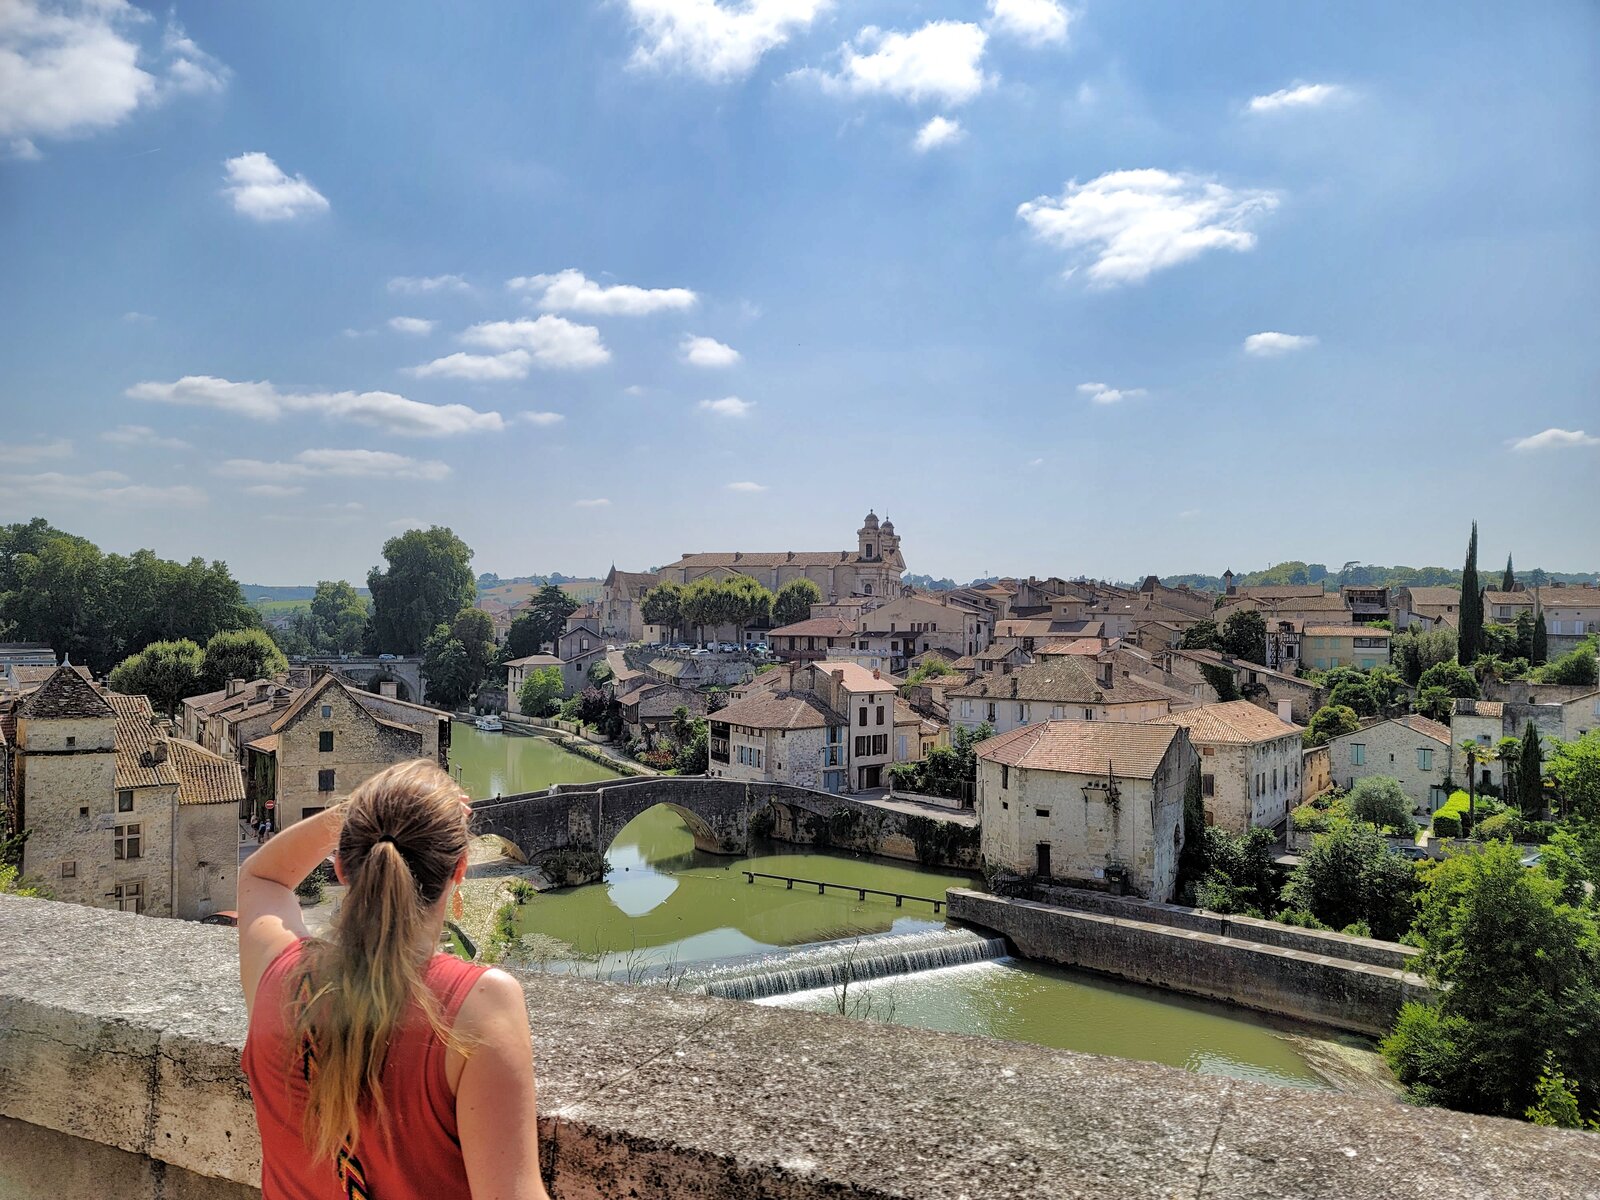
[{"x1": 977, "y1": 720, "x2": 1182, "y2": 779}]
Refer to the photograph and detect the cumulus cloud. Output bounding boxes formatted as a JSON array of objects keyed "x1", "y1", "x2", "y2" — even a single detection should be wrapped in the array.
[
  {"x1": 407, "y1": 351, "x2": 531, "y2": 382},
  {"x1": 1508, "y1": 428, "x2": 1600, "y2": 453},
  {"x1": 100, "y1": 424, "x2": 189, "y2": 449},
  {"x1": 681, "y1": 334, "x2": 741, "y2": 367},
  {"x1": 1242, "y1": 332, "x2": 1318, "y2": 357},
  {"x1": 726, "y1": 480, "x2": 767, "y2": 492},
  {"x1": 0, "y1": 436, "x2": 72, "y2": 464},
  {"x1": 242, "y1": 483, "x2": 305, "y2": 498},
  {"x1": 624, "y1": 0, "x2": 831, "y2": 81},
  {"x1": 388, "y1": 274, "x2": 470, "y2": 295},
  {"x1": 699, "y1": 396, "x2": 753, "y2": 417},
  {"x1": 1077, "y1": 382, "x2": 1146, "y2": 405},
  {"x1": 1247, "y1": 82, "x2": 1347, "y2": 113},
  {"x1": 814, "y1": 21, "x2": 989, "y2": 106},
  {"x1": 520, "y1": 411, "x2": 566, "y2": 426},
  {"x1": 127, "y1": 375, "x2": 504, "y2": 436},
  {"x1": 986, "y1": 0, "x2": 1070, "y2": 46},
  {"x1": 507, "y1": 268, "x2": 697, "y2": 316},
  {"x1": 388, "y1": 316, "x2": 436, "y2": 335},
  {"x1": 1017, "y1": 169, "x2": 1279, "y2": 286},
  {"x1": 222, "y1": 152, "x2": 329, "y2": 221},
  {"x1": 0, "y1": 2, "x2": 227, "y2": 151},
  {"x1": 459, "y1": 316, "x2": 611, "y2": 368},
  {"x1": 221, "y1": 449, "x2": 451, "y2": 482},
  {"x1": 913, "y1": 115, "x2": 964, "y2": 152},
  {"x1": 0, "y1": 469, "x2": 204, "y2": 506},
  {"x1": 573, "y1": 498, "x2": 611, "y2": 508}
]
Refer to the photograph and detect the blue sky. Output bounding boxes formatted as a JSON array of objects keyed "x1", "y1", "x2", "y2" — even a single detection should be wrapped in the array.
[{"x1": 1, "y1": 1, "x2": 1596, "y2": 585}]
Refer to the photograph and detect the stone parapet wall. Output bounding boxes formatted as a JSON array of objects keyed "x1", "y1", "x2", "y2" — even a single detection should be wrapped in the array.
[
  {"x1": 948, "y1": 889, "x2": 1430, "y2": 1037},
  {"x1": 3, "y1": 894, "x2": 1597, "y2": 1199},
  {"x1": 1027, "y1": 883, "x2": 1419, "y2": 971}
]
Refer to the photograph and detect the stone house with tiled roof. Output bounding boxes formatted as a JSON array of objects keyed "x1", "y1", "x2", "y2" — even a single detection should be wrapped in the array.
[
  {"x1": 655, "y1": 513, "x2": 907, "y2": 603},
  {"x1": 600, "y1": 566, "x2": 661, "y2": 642},
  {"x1": 1151, "y1": 701, "x2": 1303, "y2": 833},
  {"x1": 1391, "y1": 586, "x2": 1463, "y2": 632},
  {"x1": 5, "y1": 667, "x2": 243, "y2": 919},
  {"x1": 975, "y1": 720, "x2": 1196, "y2": 901},
  {"x1": 1327, "y1": 714, "x2": 1453, "y2": 816},
  {"x1": 767, "y1": 616, "x2": 858, "y2": 663},
  {"x1": 947, "y1": 660, "x2": 1175, "y2": 737}
]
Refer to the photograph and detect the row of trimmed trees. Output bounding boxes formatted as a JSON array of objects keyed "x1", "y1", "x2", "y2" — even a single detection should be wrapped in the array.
[{"x1": 639, "y1": 577, "x2": 822, "y2": 643}]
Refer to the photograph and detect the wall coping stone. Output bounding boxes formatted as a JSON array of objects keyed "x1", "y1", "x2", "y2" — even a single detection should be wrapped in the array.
[{"x1": 1, "y1": 893, "x2": 1597, "y2": 1198}]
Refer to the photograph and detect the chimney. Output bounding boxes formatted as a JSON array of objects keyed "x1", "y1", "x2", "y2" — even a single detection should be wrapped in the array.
[
  {"x1": 255, "y1": 682, "x2": 269, "y2": 701},
  {"x1": 832, "y1": 669, "x2": 844, "y2": 682},
  {"x1": 1277, "y1": 700, "x2": 1294, "y2": 724},
  {"x1": 226, "y1": 678, "x2": 245, "y2": 698},
  {"x1": 872, "y1": 669, "x2": 881, "y2": 680},
  {"x1": 272, "y1": 688, "x2": 291, "y2": 710}
]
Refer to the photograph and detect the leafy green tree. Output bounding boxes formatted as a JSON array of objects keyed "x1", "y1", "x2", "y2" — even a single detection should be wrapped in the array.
[
  {"x1": 309, "y1": 580, "x2": 368, "y2": 653},
  {"x1": 1193, "y1": 826, "x2": 1279, "y2": 915},
  {"x1": 504, "y1": 613, "x2": 545, "y2": 659},
  {"x1": 1501, "y1": 554, "x2": 1515, "y2": 593},
  {"x1": 587, "y1": 659, "x2": 614, "y2": 684},
  {"x1": 1533, "y1": 638, "x2": 1598, "y2": 687},
  {"x1": 1415, "y1": 685, "x2": 1454, "y2": 723},
  {"x1": 449, "y1": 607, "x2": 498, "y2": 685},
  {"x1": 774, "y1": 578, "x2": 823, "y2": 628},
  {"x1": 1392, "y1": 627, "x2": 1458, "y2": 686},
  {"x1": 200, "y1": 628, "x2": 288, "y2": 692},
  {"x1": 1540, "y1": 820, "x2": 1600, "y2": 910},
  {"x1": 640, "y1": 582, "x2": 685, "y2": 642},
  {"x1": 517, "y1": 583, "x2": 580, "y2": 654},
  {"x1": 516, "y1": 666, "x2": 563, "y2": 717},
  {"x1": 905, "y1": 659, "x2": 954, "y2": 685},
  {"x1": 1381, "y1": 841, "x2": 1600, "y2": 1122},
  {"x1": 1219, "y1": 609, "x2": 1267, "y2": 665},
  {"x1": 1346, "y1": 776, "x2": 1416, "y2": 835},
  {"x1": 1284, "y1": 821, "x2": 1418, "y2": 938},
  {"x1": 1517, "y1": 723, "x2": 1545, "y2": 818},
  {"x1": 367, "y1": 526, "x2": 475, "y2": 655},
  {"x1": 1548, "y1": 732, "x2": 1600, "y2": 821},
  {"x1": 1418, "y1": 659, "x2": 1479, "y2": 699},
  {"x1": 1514, "y1": 609, "x2": 1536, "y2": 661},
  {"x1": 1458, "y1": 520, "x2": 1483, "y2": 663},
  {"x1": 1303, "y1": 704, "x2": 1361, "y2": 747},
  {"x1": 1525, "y1": 1053, "x2": 1596, "y2": 1130},
  {"x1": 722, "y1": 575, "x2": 774, "y2": 631},
  {"x1": 1181, "y1": 619, "x2": 1220, "y2": 651},
  {"x1": 1328, "y1": 678, "x2": 1378, "y2": 717},
  {"x1": 108, "y1": 639, "x2": 204, "y2": 715},
  {"x1": 421, "y1": 624, "x2": 474, "y2": 709},
  {"x1": 1532, "y1": 609, "x2": 1549, "y2": 665}
]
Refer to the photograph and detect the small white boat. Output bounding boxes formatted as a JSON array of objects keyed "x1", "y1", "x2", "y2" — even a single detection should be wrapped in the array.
[{"x1": 474, "y1": 714, "x2": 504, "y2": 732}]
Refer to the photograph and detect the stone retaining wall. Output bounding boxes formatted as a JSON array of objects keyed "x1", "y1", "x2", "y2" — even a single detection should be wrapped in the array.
[
  {"x1": 2, "y1": 894, "x2": 1596, "y2": 1199},
  {"x1": 948, "y1": 889, "x2": 1431, "y2": 1037}
]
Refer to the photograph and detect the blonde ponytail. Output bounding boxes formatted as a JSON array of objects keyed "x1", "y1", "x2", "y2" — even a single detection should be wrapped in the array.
[{"x1": 294, "y1": 760, "x2": 470, "y2": 1162}]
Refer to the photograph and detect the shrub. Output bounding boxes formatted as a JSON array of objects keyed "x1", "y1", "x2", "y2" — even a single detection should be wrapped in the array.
[
  {"x1": 1291, "y1": 798, "x2": 1348, "y2": 834},
  {"x1": 506, "y1": 878, "x2": 537, "y2": 903},
  {"x1": 1432, "y1": 791, "x2": 1473, "y2": 837},
  {"x1": 1348, "y1": 776, "x2": 1417, "y2": 836},
  {"x1": 1432, "y1": 813, "x2": 1461, "y2": 838}
]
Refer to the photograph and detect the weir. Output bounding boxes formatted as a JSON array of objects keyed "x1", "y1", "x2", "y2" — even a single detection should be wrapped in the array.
[{"x1": 677, "y1": 927, "x2": 1008, "y2": 1001}]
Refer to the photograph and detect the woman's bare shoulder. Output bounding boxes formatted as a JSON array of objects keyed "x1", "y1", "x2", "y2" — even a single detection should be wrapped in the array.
[{"x1": 456, "y1": 968, "x2": 529, "y2": 1036}]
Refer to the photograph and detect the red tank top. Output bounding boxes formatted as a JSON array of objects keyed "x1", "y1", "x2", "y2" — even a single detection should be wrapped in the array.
[{"x1": 243, "y1": 939, "x2": 488, "y2": 1200}]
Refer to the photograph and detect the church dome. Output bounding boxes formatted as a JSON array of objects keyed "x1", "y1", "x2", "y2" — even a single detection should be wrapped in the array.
[
  {"x1": 862, "y1": 511, "x2": 880, "y2": 529},
  {"x1": 881, "y1": 519, "x2": 895, "y2": 534}
]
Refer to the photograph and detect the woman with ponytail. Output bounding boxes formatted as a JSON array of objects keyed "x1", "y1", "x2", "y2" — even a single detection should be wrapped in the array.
[{"x1": 238, "y1": 759, "x2": 548, "y2": 1199}]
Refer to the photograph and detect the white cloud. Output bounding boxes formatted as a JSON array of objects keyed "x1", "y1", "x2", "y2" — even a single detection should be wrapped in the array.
[
  {"x1": 388, "y1": 274, "x2": 470, "y2": 295},
  {"x1": 407, "y1": 351, "x2": 531, "y2": 382},
  {"x1": 0, "y1": 469, "x2": 203, "y2": 506},
  {"x1": 726, "y1": 480, "x2": 767, "y2": 492},
  {"x1": 222, "y1": 152, "x2": 329, "y2": 221},
  {"x1": 100, "y1": 424, "x2": 189, "y2": 449},
  {"x1": 1242, "y1": 332, "x2": 1318, "y2": 357},
  {"x1": 1017, "y1": 169, "x2": 1279, "y2": 286},
  {"x1": 625, "y1": 0, "x2": 831, "y2": 81},
  {"x1": 222, "y1": 449, "x2": 451, "y2": 482},
  {"x1": 817, "y1": 21, "x2": 989, "y2": 107},
  {"x1": 507, "y1": 268, "x2": 697, "y2": 316},
  {"x1": 388, "y1": 316, "x2": 436, "y2": 335},
  {"x1": 128, "y1": 375, "x2": 504, "y2": 435},
  {"x1": 1247, "y1": 82, "x2": 1347, "y2": 113},
  {"x1": 517, "y1": 411, "x2": 565, "y2": 427},
  {"x1": 623, "y1": 384, "x2": 648, "y2": 397},
  {"x1": 242, "y1": 483, "x2": 305, "y2": 498},
  {"x1": 681, "y1": 334, "x2": 741, "y2": 367},
  {"x1": 459, "y1": 316, "x2": 611, "y2": 369},
  {"x1": 699, "y1": 396, "x2": 753, "y2": 417},
  {"x1": 1027, "y1": 457, "x2": 1044, "y2": 468},
  {"x1": 986, "y1": 0, "x2": 1070, "y2": 46},
  {"x1": 913, "y1": 115, "x2": 964, "y2": 152},
  {"x1": 1508, "y1": 428, "x2": 1600, "y2": 453},
  {"x1": 0, "y1": 436, "x2": 72, "y2": 464},
  {"x1": 0, "y1": 3, "x2": 226, "y2": 150},
  {"x1": 573, "y1": 497, "x2": 612, "y2": 508},
  {"x1": 121, "y1": 310, "x2": 154, "y2": 323},
  {"x1": 1077, "y1": 382, "x2": 1146, "y2": 405}
]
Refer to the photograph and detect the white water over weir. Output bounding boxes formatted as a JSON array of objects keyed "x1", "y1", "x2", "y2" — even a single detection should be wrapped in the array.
[{"x1": 679, "y1": 928, "x2": 1009, "y2": 1001}]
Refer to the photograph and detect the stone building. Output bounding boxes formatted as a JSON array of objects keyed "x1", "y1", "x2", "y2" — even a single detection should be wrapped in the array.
[
  {"x1": 655, "y1": 512, "x2": 907, "y2": 603},
  {"x1": 3, "y1": 666, "x2": 242, "y2": 919},
  {"x1": 1301, "y1": 625, "x2": 1392, "y2": 671},
  {"x1": 182, "y1": 678, "x2": 298, "y2": 760},
  {"x1": 947, "y1": 660, "x2": 1175, "y2": 737},
  {"x1": 1150, "y1": 701, "x2": 1303, "y2": 833},
  {"x1": 504, "y1": 653, "x2": 564, "y2": 712},
  {"x1": 975, "y1": 720, "x2": 1196, "y2": 902},
  {"x1": 556, "y1": 608, "x2": 607, "y2": 696},
  {"x1": 599, "y1": 567, "x2": 661, "y2": 642},
  {"x1": 1326, "y1": 714, "x2": 1452, "y2": 816},
  {"x1": 244, "y1": 674, "x2": 449, "y2": 827}
]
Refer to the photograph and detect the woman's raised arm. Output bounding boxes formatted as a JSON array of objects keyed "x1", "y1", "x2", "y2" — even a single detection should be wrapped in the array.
[{"x1": 237, "y1": 802, "x2": 345, "y2": 1012}]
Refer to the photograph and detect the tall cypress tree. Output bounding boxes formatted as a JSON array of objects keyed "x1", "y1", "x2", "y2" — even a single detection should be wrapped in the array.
[
  {"x1": 1532, "y1": 607, "x2": 1548, "y2": 665},
  {"x1": 1518, "y1": 723, "x2": 1544, "y2": 818},
  {"x1": 1501, "y1": 554, "x2": 1515, "y2": 592},
  {"x1": 1458, "y1": 521, "x2": 1482, "y2": 664}
]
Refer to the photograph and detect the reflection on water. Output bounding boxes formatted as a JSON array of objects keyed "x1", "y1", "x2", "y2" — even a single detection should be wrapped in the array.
[
  {"x1": 511, "y1": 806, "x2": 1338, "y2": 1089},
  {"x1": 448, "y1": 723, "x2": 623, "y2": 799}
]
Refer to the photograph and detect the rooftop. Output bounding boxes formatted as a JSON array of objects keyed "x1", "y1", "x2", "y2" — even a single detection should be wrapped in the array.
[
  {"x1": 977, "y1": 720, "x2": 1184, "y2": 779},
  {"x1": 1153, "y1": 700, "x2": 1302, "y2": 744},
  {"x1": 710, "y1": 690, "x2": 844, "y2": 731}
]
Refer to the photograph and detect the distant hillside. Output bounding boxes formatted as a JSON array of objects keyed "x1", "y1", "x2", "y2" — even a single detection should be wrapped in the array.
[
  {"x1": 241, "y1": 583, "x2": 372, "y2": 604},
  {"x1": 1161, "y1": 563, "x2": 1598, "y2": 592}
]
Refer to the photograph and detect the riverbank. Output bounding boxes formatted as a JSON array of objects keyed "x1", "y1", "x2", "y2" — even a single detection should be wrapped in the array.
[{"x1": 491, "y1": 713, "x2": 660, "y2": 777}]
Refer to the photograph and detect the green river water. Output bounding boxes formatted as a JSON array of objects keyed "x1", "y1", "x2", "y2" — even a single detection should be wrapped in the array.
[{"x1": 450, "y1": 725, "x2": 1342, "y2": 1089}]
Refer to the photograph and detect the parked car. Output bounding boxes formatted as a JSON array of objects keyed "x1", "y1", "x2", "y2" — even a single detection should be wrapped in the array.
[
  {"x1": 689, "y1": 647, "x2": 711, "y2": 656},
  {"x1": 377, "y1": 653, "x2": 398, "y2": 661},
  {"x1": 716, "y1": 642, "x2": 738, "y2": 653}
]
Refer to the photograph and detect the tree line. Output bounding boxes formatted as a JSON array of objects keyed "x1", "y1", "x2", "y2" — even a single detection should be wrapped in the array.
[{"x1": 640, "y1": 576, "x2": 822, "y2": 642}]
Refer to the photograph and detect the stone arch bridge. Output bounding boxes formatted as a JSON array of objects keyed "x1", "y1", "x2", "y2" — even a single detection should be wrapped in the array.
[{"x1": 470, "y1": 777, "x2": 980, "y2": 874}]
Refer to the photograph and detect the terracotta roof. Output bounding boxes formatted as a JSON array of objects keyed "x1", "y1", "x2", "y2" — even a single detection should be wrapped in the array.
[
  {"x1": 710, "y1": 691, "x2": 844, "y2": 731},
  {"x1": 106, "y1": 692, "x2": 179, "y2": 790},
  {"x1": 1152, "y1": 700, "x2": 1301, "y2": 744},
  {"x1": 1403, "y1": 587, "x2": 1461, "y2": 607},
  {"x1": 167, "y1": 738, "x2": 247, "y2": 806},
  {"x1": 605, "y1": 569, "x2": 660, "y2": 596},
  {"x1": 18, "y1": 666, "x2": 114, "y2": 720},
  {"x1": 815, "y1": 661, "x2": 896, "y2": 693},
  {"x1": 506, "y1": 654, "x2": 563, "y2": 668},
  {"x1": 769, "y1": 617, "x2": 858, "y2": 638},
  {"x1": 1464, "y1": 700, "x2": 1504, "y2": 718},
  {"x1": 665, "y1": 551, "x2": 861, "y2": 570},
  {"x1": 977, "y1": 720, "x2": 1183, "y2": 779},
  {"x1": 948, "y1": 661, "x2": 1171, "y2": 707},
  {"x1": 994, "y1": 619, "x2": 1054, "y2": 638},
  {"x1": 1483, "y1": 590, "x2": 1531, "y2": 606},
  {"x1": 1265, "y1": 594, "x2": 1350, "y2": 612},
  {"x1": 1033, "y1": 639, "x2": 1105, "y2": 656},
  {"x1": 1303, "y1": 625, "x2": 1389, "y2": 638},
  {"x1": 245, "y1": 735, "x2": 279, "y2": 754},
  {"x1": 1236, "y1": 585, "x2": 1328, "y2": 600},
  {"x1": 1395, "y1": 714, "x2": 1452, "y2": 743}
]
